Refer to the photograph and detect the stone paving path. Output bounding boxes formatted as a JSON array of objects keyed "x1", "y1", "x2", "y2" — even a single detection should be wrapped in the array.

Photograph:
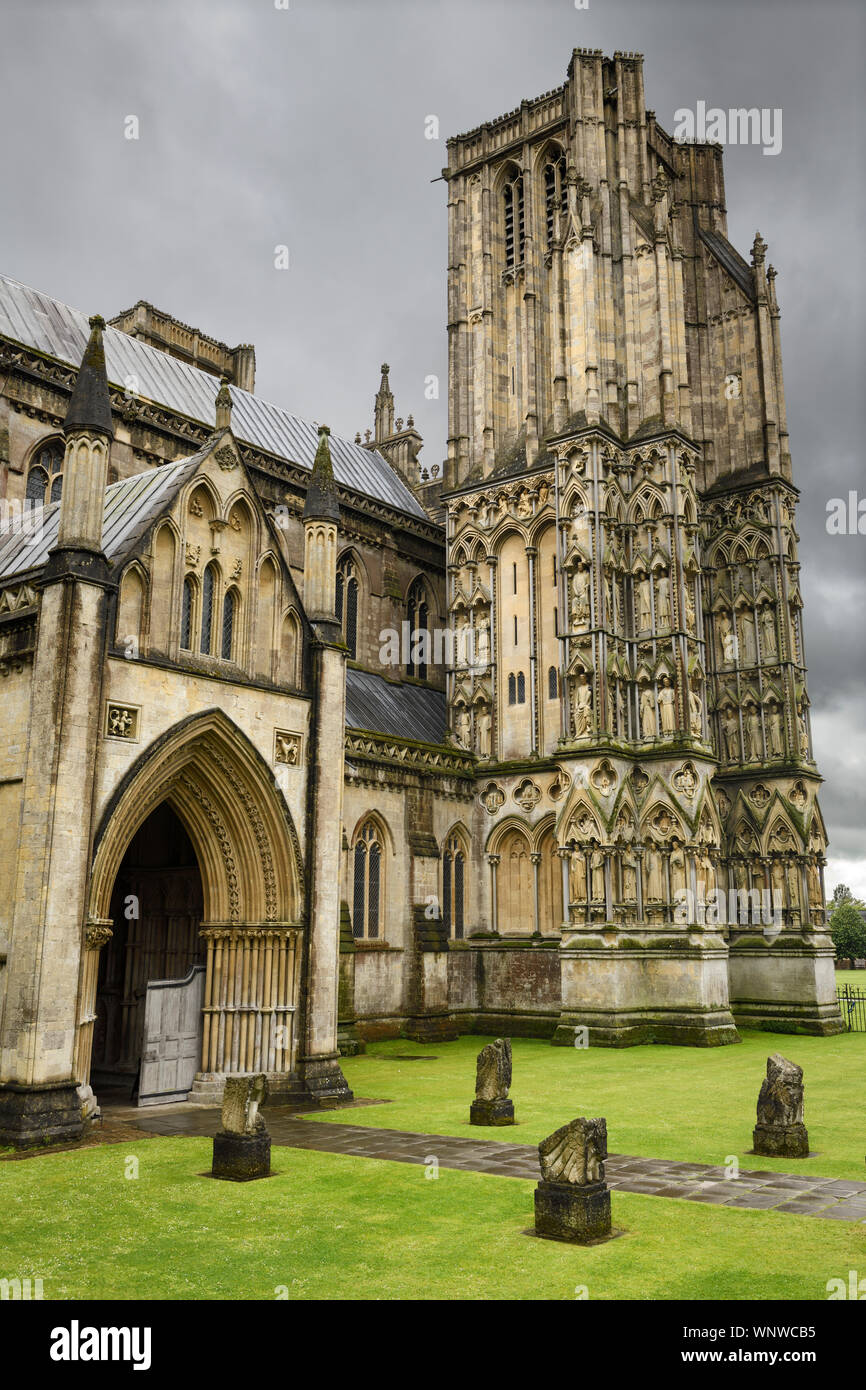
[{"x1": 132, "y1": 1107, "x2": 866, "y2": 1222}]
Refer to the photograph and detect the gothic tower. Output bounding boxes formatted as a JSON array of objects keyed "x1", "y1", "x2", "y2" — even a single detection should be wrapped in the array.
[{"x1": 442, "y1": 50, "x2": 840, "y2": 1043}]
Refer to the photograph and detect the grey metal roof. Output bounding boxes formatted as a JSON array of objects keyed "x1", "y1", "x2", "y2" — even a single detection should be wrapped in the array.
[
  {"x1": 345, "y1": 667, "x2": 447, "y2": 743},
  {"x1": 0, "y1": 451, "x2": 204, "y2": 580},
  {"x1": 0, "y1": 274, "x2": 427, "y2": 520},
  {"x1": 698, "y1": 226, "x2": 755, "y2": 301}
]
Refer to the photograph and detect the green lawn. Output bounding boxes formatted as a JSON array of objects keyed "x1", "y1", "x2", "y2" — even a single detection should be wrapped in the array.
[
  {"x1": 324, "y1": 1030, "x2": 866, "y2": 1181},
  {"x1": 835, "y1": 968, "x2": 866, "y2": 988},
  {"x1": 2, "y1": 1139, "x2": 863, "y2": 1301}
]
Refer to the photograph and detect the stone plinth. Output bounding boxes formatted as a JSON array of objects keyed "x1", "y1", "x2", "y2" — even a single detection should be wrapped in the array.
[
  {"x1": 470, "y1": 1097, "x2": 515, "y2": 1126},
  {"x1": 534, "y1": 1179, "x2": 612, "y2": 1243},
  {"x1": 211, "y1": 1130, "x2": 271, "y2": 1181},
  {"x1": 753, "y1": 1121, "x2": 809, "y2": 1159},
  {"x1": 0, "y1": 1080, "x2": 85, "y2": 1149}
]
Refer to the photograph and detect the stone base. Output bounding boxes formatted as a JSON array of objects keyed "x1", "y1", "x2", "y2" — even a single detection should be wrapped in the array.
[
  {"x1": 753, "y1": 1122, "x2": 810, "y2": 1158},
  {"x1": 296, "y1": 1054, "x2": 354, "y2": 1106},
  {"x1": 0, "y1": 1080, "x2": 85, "y2": 1149},
  {"x1": 403, "y1": 1014, "x2": 459, "y2": 1044},
  {"x1": 534, "y1": 1179, "x2": 612, "y2": 1244},
  {"x1": 470, "y1": 1097, "x2": 515, "y2": 1127},
  {"x1": 337, "y1": 1023, "x2": 366, "y2": 1057},
  {"x1": 551, "y1": 1009, "x2": 740, "y2": 1048},
  {"x1": 729, "y1": 934, "x2": 844, "y2": 1036},
  {"x1": 76, "y1": 1083, "x2": 101, "y2": 1122},
  {"x1": 186, "y1": 1071, "x2": 309, "y2": 1107},
  {"x1": 211, "y1": 1130, "x2": 271, "y2": 1181}
]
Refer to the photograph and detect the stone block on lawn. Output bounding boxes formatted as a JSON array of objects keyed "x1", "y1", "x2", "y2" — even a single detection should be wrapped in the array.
[
  {"x1": 753, "y1": 1053, "x2": 809, "y2": 1158},
  {"x1": 211, "y1": 1074, "x2": 271, "y2": 1181},
  {"x1": 470, "y1": 1037, "x2": 515, "y2": 1126},
  {"x1": 534, "y1": 1116, "x2": 612, "y2": 1243}
]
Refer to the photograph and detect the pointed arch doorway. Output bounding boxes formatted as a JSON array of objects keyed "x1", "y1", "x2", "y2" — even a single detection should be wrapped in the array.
[{"x1": 77, "y1": 709, "x2": 306, "y2": 1109}]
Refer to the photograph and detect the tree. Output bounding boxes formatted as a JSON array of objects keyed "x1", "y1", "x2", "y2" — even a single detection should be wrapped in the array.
[{"x1": 830, "y1": 901, "x2": 866, "y2": 967}]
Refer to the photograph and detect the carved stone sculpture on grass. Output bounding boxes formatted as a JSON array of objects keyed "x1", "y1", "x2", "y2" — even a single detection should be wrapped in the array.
[
  {"x1": 752, "y1": 1054, "x2": 809, "y2": 1158},
  {"x1": 470, "y1": 1038, "x2": 514, "y2": 1126},
  {"x1": 534, "y1": 1116, "x2": 612, "y2": 1243},
  {"x1": 211, "y1": 1074, "x2": 272, "y2": 1180}
]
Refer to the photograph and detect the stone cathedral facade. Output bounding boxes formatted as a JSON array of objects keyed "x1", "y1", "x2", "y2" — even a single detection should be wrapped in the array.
[{"x1": 0, "y1": 50, "x2": 840, "y2": 1147}]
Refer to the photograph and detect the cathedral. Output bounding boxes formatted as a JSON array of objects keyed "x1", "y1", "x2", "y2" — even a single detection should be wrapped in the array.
[{"x1": 0, "y1": 50, "x2": 841, "y2": 1148}]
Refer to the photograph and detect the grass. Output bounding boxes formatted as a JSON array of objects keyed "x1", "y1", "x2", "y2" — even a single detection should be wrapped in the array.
[
  {"x1": 322, "y1": 1030, "x2": 866, "y2": 1181},
  {"x1": 835, "y1": 968, "x2": 866, "y2": 988},
  {"x1": 1, "y1": 1138, "x2": 864, "y2": 1301}
]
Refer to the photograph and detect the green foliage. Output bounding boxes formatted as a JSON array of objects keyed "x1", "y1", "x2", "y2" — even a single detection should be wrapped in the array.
[{"x1": 830, "y1": 901, "x2": 866, "y2": 964}]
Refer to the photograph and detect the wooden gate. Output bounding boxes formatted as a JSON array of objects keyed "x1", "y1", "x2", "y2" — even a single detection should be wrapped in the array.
[{"x1": 138, "y1": 964, "x2": 206, "y2": 1105}]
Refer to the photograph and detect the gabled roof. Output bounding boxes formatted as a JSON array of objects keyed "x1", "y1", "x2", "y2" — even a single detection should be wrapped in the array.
[
  {"x1": 0, "y1": 451, "x2": 204, "y2": 580},
  {"x1": 0, "y1": 274, "x2": 427, "y2": 520},
  {"x1": 345, "y1": 667, "x2": 447, "y2": 742}
]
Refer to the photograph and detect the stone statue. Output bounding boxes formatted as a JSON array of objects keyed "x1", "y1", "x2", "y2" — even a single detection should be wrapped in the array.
[
  {"x1": 656, "y1": 572, "x2": 671, "y2": 627},
  {"x1": 615, "y1": 681, "x2": 626, "y2": 737},
  {"x1": 621, "y1": 849, "x2": 638, "y2": 904},
  {"x1": 658, "y1": 676, "x2": 676, "y2": 734},
  {"x1": 539, "y1": 1117, "x2": 607, "y2": 1186},
  {"x1": 753, "y1": 1054, "x2": 809, "y2": 1158},
  {"x1": 455, "y1": 706, "x2": 471, "y2": 749},
  {"x1": 572, "y1": 672, "x2": 593, "y2": 737},
  {"x1": 797, "y1": 705, "x2": 810, "y2": 756},
  {"x1": 767, "y1": 703, "x2": 784, "y2": 757},
  {"x1": 723, "y1": 707, "x2": 740, "y2": 762},
  {"x1": 637, "y1": 574, "x2": 652, "y2": 631},
  {"x1": 475, "y1": 614, "x2": 490, "y2": 667},
  {"x1": 760, "y1": 604, "x2": 777, "y2": 659},
  {"x1": 684, "y1": 583, "x2": 696, "y2": 633},
  {"x1": 211, "y1": 1074, "x2": 271, "y2": 1181},
  {"x1": 569, "y1": 849, "x2": 587, "y2": 904},
  {"x1": 571, "y1": 563, "x2": 591, "y2": 627},
  {"x1": 688, "y1": 686, "x2": 703, "y2": 738},
  {"x1": 718, "y1": 610, "x2": 735, "y2": 665},
  {"x1": 745, "y1": 704, "x2": 763, "y2": 761},
  {"x1": 534, "y1": 1117, "x2": 612, "y2": 1243},
  {"x1": 739, "y1": 608, "x2": 757, "y2": 666},
  {"x1": 807, "y1": 858, "x2": 823, "y2": 909},
  {"x1": 590, "y1": 848, "x2": 605, "y2": 902},
  {"x1": 476, "y1": 704, "x2": 492, "y2": 759},
  {"x1": 640, "y1": 685, "x2": 656, "y2": 739},
  {"x1": 670, "y1": 842, "x2": 687, "y2": 899},
  {"x1": 645, "y1": 846, "x2": 665, "y2": 901},
  {"x1": 470, "y1": 1037, "x2": 515, "y2": 1126},
  {"x1": 698, "y1": 851, "x2": 716, "y2": 899}
]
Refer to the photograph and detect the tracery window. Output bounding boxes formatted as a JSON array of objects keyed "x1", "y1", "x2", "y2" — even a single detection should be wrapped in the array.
[
  {"x1": 406, "y1": 576, "x2": 429, "y2": 679},
  {"x1": 442, "y1": 832, "x2": 466, "y2": 939},
  {"x1": 503, "y1": 169, "x2": 525, "y2": 268},
  {"x1": 25, "y1": 439, "x2": 64, "y2": 506},
  {"x1": 543, "y1": 152, "x2": 567, "y2": 245},
  {"x1": 221, "y1": 589, "x2": 237, "y2": 660},
  {"x1": 200, "y1": 563, "x2": 217, "y2": 654},
  {"x1": 548, "y1": 665, "x2": 558, "y2": 699},
  {"x1": 180, "y1": 576, "x2": 194, "y2": 650},
  {"x1": 517, "y1": 671, "x2": 526, "y2": 703},
  {"x1": 352, "y1": 821, "x2": 382, "y2": 939},
  {"x1": 336, "y1": 554, "x2": 359, "y2": 659}
]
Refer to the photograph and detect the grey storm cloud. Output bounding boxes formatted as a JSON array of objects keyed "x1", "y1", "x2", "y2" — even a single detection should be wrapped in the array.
[{"x1": 2, "y1": 0, "x2": 864, "y2": 885}]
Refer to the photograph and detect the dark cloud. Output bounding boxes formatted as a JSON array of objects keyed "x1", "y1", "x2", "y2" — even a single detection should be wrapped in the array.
[{"x1": 3, "y1": 0, "x2": 864, "y2": 884}]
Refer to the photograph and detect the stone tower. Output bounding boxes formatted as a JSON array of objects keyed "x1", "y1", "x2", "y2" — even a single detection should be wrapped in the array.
[
  {"x1": 442, "y1": 50, "x2": 840, "y2": 1043},
  {"x1": 0, "y1": 317, "x2": 115, "y2": 1144}
]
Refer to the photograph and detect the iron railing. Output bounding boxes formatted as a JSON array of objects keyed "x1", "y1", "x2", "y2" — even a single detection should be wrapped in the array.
[{"x1": 836, "y1": 984, "x2": 866, "y2": 1032}]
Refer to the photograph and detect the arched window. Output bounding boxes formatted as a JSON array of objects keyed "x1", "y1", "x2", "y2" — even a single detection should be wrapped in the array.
[
  {"x1": 221, "y1": 589, "x2": 237, "y2": 660},
  {"x1": 503, "y1": 168, "x2": 525, "y2": 268},
  {"x1": 442, "y1": 832, "x2": 466, "y2": 939},
  {"x1": 508, "y1": 673, "x2": 517, "y2": 705},
  {"x1": 180, "y1": 576, "x2": 194, "y2": 650},
  {"x1": 25, "y1": 439, "x2": 64, "y2": 505},
  {"x1": 543, "y1": 151, "x2": 567, "y2": 245},
  {"x1": 352, "y1": 821, "x2": 383, "y2": 939},
  {"x1": 548, "y1": 665, "x2": 558, "y2": 700},
  {"x1": 406, "y1": 576, "x2": 429, "y2": 679},
  {"x1": 517, "y1": 671, "x2": 526, "y2": 704},
  {"x1": 336, "y1": 555, "x2": 359, "y2": 660},
  {"x1": 200, "y1": 564, "x2": 217, "y2": 654}
]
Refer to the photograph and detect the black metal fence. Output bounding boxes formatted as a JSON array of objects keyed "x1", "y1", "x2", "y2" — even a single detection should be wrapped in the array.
[{"x1": 836, "y1": 984, "x2": 866, "y2": 1032}]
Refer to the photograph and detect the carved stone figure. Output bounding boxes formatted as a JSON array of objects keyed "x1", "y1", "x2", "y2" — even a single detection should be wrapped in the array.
[
  {"x1": 211, "y1": 1074, "x2": 271, "y2": 1181},
  {"x1": 470, "y1": 1037, "x2": 514, "y2": 1126},
  {"x1": 534, "y1": 1117, "x2": 612, "y2": 1243},
  {"x1": 718, "y1": 610, "x2": 735, "y2": 665},
  {"x1": 753, "y1": 1054, "x2": 809, "y2": 1158},
  {"x1": 645, "y1": 846, "x2": 665, "y2": 901},
  {"x1": 640, "y1": 685, "x2": 656, "y2": 739},
  {"x1": 684, "y1": 583, "x2": 696, "y2": 633},
  {"x1": 475, "y1": 614, "x2": 490, "y2": 667},
  {"x1": 670, "y1": 842, "x2": 687, "y2": 899},
  {"x1": 760, "y1": 604, "x2": 777, "y2": 659},
  {"x1": 739, "y1": 608, "x2": 757, "y2": 666},
  {"x1": 455, "y1": 706, "x2": 471, "y2": 749},
  {"x1": 656, "y1": 572, "x2": 671, "y2": 627},
  {"x1": 658, "y1": 676, "x2": 676, "y2": 734},
  {"x1": 688, "y1": 686, "x2": 703, "y2": 738},
  {"x1": 621, "y1": 849, "x2": 638, "y2": 904},
  {"x1": 572, "y1": 672, "x2": 593, "y2": 737},
  {"x1": 571, "y1": 563, "x2": 591, "y2": 627},
  {"x1": 745, "y1": 704, "x2": 763, "y2": 761},
  {"x1": 590, "y1": 848, "x2": 605, "y2": 902},
  {"x1": 723, "y1": 706, "x2": 740, "y2": 762},
  {"x1": 797, "y1": 705, "x2": 810, "y2": 756},
  {"x1": 476, "y1": 704, "x2": 492, "y2": 759},
  {"x1": 767, "y1": 703, "x2": 784, "y2": 758},
  {"x1": 637, "y1": 573, "x2": 652, "y2": 630},
  {"x1": 807, "y1": 859, "x2": 823, "y2": 909}
]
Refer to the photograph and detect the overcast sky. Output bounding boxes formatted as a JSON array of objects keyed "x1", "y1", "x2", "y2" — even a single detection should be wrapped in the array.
[{"x1": 2, "y1": 0, "x2": 864, "y2": 894}]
